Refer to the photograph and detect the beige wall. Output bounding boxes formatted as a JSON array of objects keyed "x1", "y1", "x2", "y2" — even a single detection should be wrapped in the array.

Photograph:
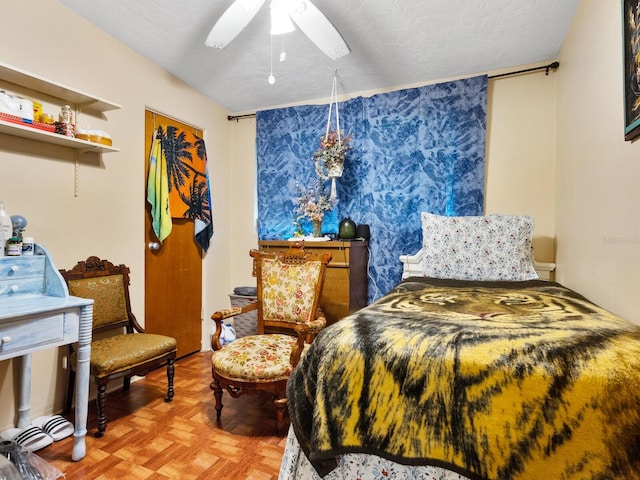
[
  {"x1": 555, "y1": 0, "x2": 640, "y2": 324},
  {"x1": 0, "y1": 0, "x2": 233, "y2": 429},
  {"x1": 485, "y1": 69, "x2": 557, "y2": 262},
  {"x1": 228, "y1": 117, "x2": 260, "y2": 290}
]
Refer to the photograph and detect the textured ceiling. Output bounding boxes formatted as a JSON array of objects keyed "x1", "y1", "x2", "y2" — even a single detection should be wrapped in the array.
[{"x1": 57, "y1": 0, "x2": 579, "y2": 114}]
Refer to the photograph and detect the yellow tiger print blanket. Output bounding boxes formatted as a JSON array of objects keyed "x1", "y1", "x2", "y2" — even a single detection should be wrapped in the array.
[{"x1": 287, "y1": 278, "x2": 640, "y2": 479}]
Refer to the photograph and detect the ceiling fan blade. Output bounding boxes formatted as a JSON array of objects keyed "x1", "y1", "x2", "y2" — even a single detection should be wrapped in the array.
[
  {"x1": 289, "y1": 0, "x2": 350, "y2": 60},
  {"x1": 205, "y1": 0, "x2": 267, "y2": 49}
]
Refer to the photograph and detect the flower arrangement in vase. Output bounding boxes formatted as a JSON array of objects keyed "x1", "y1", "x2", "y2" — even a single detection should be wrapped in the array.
[{"x1": 293, "y1": 180, "x2": 337, "y2": 237}]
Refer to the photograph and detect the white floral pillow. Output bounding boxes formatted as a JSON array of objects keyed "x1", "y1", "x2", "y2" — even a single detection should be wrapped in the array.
[{"x1": 421, "y1": 212, "x2": 538, "y2": 281}]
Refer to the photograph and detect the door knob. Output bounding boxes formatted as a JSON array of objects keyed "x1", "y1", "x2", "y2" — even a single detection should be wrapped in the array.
[{"x1": 148, "y1": 242, "x2": 161, "y2": 251}]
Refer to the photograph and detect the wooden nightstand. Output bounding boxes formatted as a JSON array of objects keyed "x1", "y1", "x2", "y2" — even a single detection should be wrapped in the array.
[{"x1": 258, "y1": 240, "x2": 369, "y2": 326}]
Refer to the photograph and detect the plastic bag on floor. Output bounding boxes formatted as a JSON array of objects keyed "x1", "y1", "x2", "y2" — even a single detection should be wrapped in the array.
[
  {"x1": 0, "y1": 440, "x2": 64, "y2": 480},
  {"x1": 0, "y1": 454, "x2": 21, "y2": 480}
]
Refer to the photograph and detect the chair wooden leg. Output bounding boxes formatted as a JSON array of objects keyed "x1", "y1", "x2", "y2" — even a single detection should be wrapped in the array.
[
  {"x1": 64, "y1": 369, "x2": 76, "y2": 415},
  {"x1": 210, "y1": 377, "x2": 223, "y2": 419},
  {"x1": 165, "y1": 356, "x2": 175, "y2": 402},
  {"x1": 95, "y1": 383, "x2": 107, "y2": 438},
  {"x1": 123, "y1": 376, "x2": 131, "y2": 392},
  {"x1": 274, "y1": 396, "x2": 287, "y2": 435}
]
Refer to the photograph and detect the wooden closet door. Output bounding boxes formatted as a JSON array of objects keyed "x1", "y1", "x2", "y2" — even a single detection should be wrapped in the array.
[{"x1": 144, "y1": 109, "x2": 202, "y2": 358}]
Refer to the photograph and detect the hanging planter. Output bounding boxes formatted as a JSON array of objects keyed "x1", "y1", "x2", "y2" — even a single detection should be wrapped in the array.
[{"x1": 313, "y1": 73, "x2": 352, "y2": 199}]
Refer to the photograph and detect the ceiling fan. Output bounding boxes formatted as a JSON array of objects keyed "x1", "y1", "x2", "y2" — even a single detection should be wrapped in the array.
[{"x1": 205, "y1": 0, "x2": 350, "y2": 60}]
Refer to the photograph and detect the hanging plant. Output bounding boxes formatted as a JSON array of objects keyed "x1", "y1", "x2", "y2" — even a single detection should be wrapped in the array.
[
  {"x1": 313, "y1": 72, "x2": 353, "y2": 199},
  {"x1": 313, "y1": 129, "x2": 352, "y2": 180}
]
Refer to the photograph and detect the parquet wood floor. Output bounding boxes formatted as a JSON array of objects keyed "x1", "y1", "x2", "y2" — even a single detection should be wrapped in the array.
[{"x1": 37, "y1": 352, "x2": 288, "y2": 480}]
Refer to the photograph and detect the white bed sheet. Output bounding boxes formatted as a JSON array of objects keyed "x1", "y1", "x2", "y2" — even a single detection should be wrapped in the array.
[{"x1": 278, "y1": 426, "x2": 471, "y2": 480}]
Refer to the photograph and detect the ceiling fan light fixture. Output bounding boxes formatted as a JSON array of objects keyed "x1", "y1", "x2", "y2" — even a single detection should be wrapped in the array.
[
  {"x1": 270, "y1": 0, "x2": 295, "y2": 35},
  {"x1": 206, "y1": 0, "x2": 348, "y2": 60}
]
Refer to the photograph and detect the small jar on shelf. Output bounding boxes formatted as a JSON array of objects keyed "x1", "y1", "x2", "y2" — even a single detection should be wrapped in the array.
[{"x1": 58, "y1": 105, "x2": 74, "y2": 137}]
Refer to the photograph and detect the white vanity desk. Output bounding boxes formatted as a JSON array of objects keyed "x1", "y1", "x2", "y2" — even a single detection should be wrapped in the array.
[{"x1": 0, "y1": 245, "x2": 93, "y2": 461}]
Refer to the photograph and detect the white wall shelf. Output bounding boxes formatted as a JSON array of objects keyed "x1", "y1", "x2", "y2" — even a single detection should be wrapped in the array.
[
  {"x1": 0, "y1": 61, "x2": 121, "y2": 112},
  {"x1": 0, "y1": 119, "x2": 119, "y2": 154},
  {"x1": 0, "y1": 61, "x2": 121, "y2": 153}
]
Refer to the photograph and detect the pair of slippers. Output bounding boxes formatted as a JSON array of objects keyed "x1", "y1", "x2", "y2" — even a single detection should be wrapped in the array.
[{"x1": 0, "y1": 415, "x2": 74, "y2": 452}]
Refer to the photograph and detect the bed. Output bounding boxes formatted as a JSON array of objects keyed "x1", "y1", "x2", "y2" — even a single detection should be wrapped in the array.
[{"x1": 278, "y1": 213, "x2": 640, "y2": 480}]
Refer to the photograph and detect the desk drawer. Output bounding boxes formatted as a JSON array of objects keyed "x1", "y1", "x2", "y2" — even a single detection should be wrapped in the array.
[
  {"x1": 0, "y1": 256, "x2": 45, "y2": 279},
  {"x1": 0, "y1": 314, "x2": 64, "y2": 357},
  {"x1": 0, "y1": 277, "x2": 46, "y2": 298},
  {"x1": 289, "y1": 245, "x2": 349, "y2": 267}
]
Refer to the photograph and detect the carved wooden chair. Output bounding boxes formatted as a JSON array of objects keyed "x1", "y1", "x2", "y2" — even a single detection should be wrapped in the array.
[
  {"x1": 59, "y1": 256, "x2": 177, "y2": 438},
  {"x1": 210, "y1": 244, "x2": 331, "y2": 434}
]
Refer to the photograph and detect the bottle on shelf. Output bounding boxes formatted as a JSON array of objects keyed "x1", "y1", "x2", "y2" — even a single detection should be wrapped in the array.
[
  {"x1": 21, "y1": 236, "x2": 34, "y2": 256},
  {"x1": 59, "y1": 104, "x2": 73, "y2": 124},
  {"x1": 0, "y1": 201, "x2": 12, "y2": 257},
  {"x1": 59, "y1": 104, "x2": 74, "y2": 137}
]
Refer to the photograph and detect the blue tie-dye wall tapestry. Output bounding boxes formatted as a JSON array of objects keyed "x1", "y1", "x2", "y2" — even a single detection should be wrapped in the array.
[{"x1": 256, "y1": 75, "x2": 488, "y2": 302}]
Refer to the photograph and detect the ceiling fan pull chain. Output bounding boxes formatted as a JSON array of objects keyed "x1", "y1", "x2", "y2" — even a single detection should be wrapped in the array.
[{"x1": 268, "y1": 34, "x2": 276, "y2": 84}]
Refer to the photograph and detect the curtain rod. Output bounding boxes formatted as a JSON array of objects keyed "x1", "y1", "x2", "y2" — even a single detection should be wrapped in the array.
[
  {"x1": 226, "y1": 61, "x2": 560, "y2": 122},
  {"x1": 227, "y1": 113, "x2": 256, "y2": 122},
  {"x1": 488, "y1": 61, "x2": 559, "y2": 79}
]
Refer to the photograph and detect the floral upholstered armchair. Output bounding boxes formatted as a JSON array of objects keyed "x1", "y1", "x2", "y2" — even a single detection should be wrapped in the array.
[{"x1": 210, "y1": 244, "x2": 331, "y2": 434}]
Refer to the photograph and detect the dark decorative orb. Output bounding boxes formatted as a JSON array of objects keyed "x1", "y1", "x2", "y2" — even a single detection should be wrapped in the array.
[{"x1": 338, "y1": 217, "x2": 356, "y2": 239}]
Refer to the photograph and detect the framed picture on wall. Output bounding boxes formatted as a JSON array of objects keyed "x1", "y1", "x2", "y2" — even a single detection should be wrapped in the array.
[{"x1": 623, "y1": 0, "x2": 640, "y2": 141}]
